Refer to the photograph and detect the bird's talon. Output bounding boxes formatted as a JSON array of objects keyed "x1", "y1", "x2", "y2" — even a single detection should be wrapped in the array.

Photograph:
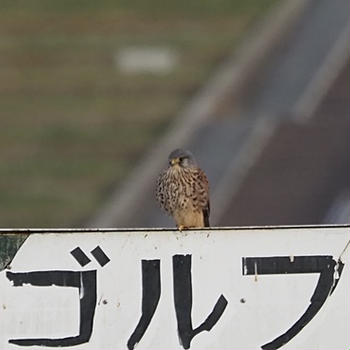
[{"x1": 178, "y1": 225, "x2": 185, "y2": 232}]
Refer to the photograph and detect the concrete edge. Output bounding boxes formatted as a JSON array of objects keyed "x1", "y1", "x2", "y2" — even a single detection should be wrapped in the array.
[
  {"x1": 211, "y1": 116, "x2": 279, "y2": 224},
  {"x1": 293, "y1": 20, "x2": 350, "y2": 123},
  {"x1": 87, "y1": 0, "x2": 311, "y2": 228}
]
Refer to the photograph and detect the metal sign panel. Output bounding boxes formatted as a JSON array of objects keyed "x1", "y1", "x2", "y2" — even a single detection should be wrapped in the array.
[{"x1": 0, "y1": 226, "x2": 349, "y2": 350}]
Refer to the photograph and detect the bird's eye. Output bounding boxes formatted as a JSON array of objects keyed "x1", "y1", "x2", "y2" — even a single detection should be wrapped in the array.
[{"x1": 179, "y1": 157, "x2": 184, "y2": 162}]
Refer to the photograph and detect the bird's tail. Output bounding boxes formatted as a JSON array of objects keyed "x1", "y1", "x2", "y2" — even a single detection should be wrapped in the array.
[{"x1": 203, "y1": 209, "x2": 210, "y2": 227}]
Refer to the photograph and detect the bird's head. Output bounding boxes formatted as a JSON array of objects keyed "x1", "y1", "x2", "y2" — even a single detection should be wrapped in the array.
[{"x1": 168, "y1": 148, "x2": 196, "y2": 168}]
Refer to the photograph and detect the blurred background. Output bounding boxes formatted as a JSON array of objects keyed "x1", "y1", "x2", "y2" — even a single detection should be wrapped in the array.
[{"x1": 0, "y1": 0, "x2": 349, "y2": 228}]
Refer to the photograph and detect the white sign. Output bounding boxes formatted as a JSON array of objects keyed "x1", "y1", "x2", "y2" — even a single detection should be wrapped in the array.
[{"x1": 0, "y1": 226, "x2": 349, "y2": 350}]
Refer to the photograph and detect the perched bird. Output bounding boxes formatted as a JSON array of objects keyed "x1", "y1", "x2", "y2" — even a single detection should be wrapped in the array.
[{"x1": 156, "y1": 148, "x2": 210, "y2": 230}]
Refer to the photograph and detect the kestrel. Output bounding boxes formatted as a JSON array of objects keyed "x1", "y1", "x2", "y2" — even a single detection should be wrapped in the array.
[{"x1": 156, "y1": 149, "x2": 210, "y2": 230}]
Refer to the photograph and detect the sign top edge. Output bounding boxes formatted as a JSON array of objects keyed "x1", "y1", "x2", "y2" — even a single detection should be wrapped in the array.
[{"x1": 0, "y1": 224, "x2": 349, "y2": 235}]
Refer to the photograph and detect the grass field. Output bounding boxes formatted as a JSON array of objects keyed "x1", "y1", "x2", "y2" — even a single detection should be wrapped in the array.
[{"x1": 0, "y1": 0, "x2": 277, "y2": 227}]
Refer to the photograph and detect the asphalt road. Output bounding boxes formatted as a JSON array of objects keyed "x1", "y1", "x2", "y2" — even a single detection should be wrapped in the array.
[
  {"x1": 89, "y1": 0, "x2": 350, "y2": 228},
  {"x1": 219, "y1": 60, "x2": 349, "y2": 226}
]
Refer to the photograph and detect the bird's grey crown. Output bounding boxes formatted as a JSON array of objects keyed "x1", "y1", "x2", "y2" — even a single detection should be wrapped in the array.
[{"x1": 168, "y1": 148, "x2": 197, "y2": 167}]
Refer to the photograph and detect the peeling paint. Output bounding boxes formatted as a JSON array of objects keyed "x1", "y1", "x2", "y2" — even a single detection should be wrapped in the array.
[
  {"x1": 0, "y1": 233, "x2": 29, "y2": 271},
  {"x1": 254, "y1": 261, "x2": 258, "y2": 282}
]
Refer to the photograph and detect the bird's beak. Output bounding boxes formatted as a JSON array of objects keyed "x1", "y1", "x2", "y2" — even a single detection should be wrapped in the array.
[{"x1": 171, "y1": 158, "x2": 180, "y2": 166}]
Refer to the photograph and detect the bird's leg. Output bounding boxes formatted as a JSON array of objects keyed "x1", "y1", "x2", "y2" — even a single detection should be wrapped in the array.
[{"x1": 178, "y1": 225, "x2": 186, "y2": 232}]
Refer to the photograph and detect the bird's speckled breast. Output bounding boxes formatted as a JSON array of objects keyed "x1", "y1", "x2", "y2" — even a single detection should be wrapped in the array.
[{"x1": 156, "y1": 165, "x2": 193, "y2": 213}]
